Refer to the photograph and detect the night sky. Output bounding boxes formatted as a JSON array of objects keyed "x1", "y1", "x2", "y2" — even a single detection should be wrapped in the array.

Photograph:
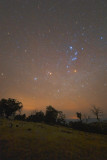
[{"x1": 0, "y1": 0, "x2": 107, "y2": 118}]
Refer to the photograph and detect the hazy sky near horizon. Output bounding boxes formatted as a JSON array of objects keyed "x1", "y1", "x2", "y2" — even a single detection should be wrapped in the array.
[{"x1": 0, "y1": 0, "x2": 107, "y2": 118}]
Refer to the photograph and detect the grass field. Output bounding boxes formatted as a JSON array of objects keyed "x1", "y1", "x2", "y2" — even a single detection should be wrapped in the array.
[{"x1": 0, "y1": 119, "x2": 107, "y2": 160}]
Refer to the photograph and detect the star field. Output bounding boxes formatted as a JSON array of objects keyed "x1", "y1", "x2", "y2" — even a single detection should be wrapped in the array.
[{"x1": 0, "y1": 0, "x2": 107, "y2": 118}]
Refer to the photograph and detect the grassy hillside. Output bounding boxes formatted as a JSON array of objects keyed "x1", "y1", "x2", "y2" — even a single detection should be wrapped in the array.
[{"x1": 0, "y1": 119, "x2": 107, "y2": 160}]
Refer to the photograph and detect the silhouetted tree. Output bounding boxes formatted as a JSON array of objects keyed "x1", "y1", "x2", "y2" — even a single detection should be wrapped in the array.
[
  {"x1": 34, "y1": 111, "x2": 44, "y2": 122},
  {"x1": 45, "y1": 106, "x2": 58, "y2": 124},
  {"x1": 57, "y1": 111, "x2": 65, "y2": 125},
  {"x1": 45, "y1": 106, "x2": 65, "y2": 125},
  {"x1": 27, "y1": 110, "x2": 44, "y2": 122},
  {"x1": 91, "y1": 105, "x2": 102, "y2": 121},
  {"x1": 76, "y1": 112, "x2": 82, "y2": 121},
  {"x1": 0, "y1": 100, "x2": 4, "y2": 117},
  {"x1": 0, "y1": 98, "x2": 23, "y2": 118}
]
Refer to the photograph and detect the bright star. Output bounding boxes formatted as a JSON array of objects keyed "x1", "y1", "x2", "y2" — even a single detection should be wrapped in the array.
[
  {"x1": 69, "y1": 46, "x2": 73, "y2": 50},
  {"x1": 49, "y1": 72, "x2": 52, "y2": 75},
  {"x1": 72, "y1": 57, "x2": 77, "y2": 61},
  {"x1": 100, "y1": 36, "x2": 103, "y2": 40},
  {"x1": 74, "y1": 51, "x2": 78, "y2": 56},
  {"x1": 34, "y1": 77, "x2": 38, "y2": 81},
  {"x1": 74, "y1": 69, "x2": 77, "y2": 73},
  {"x1": 47, "y1": 72, "x2": 52, "y2": 76},
  {"x1": 66, "y1": 65, "x2": 69, "y2": 68},
  {"x1": 1, "y1": 73, "x2": 4, "y2": 76}
]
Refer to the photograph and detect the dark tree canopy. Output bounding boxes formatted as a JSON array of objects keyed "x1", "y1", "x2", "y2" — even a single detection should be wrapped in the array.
[
  {"x1": 57, "y1": 111, "x2": 65, "y2": 125},
  {"x1": 45, "y1": 106, "x2": 58, "y2": 124},
  {"x1": 0, "y1": 98, "x2": 23, "y2": 118},
  {"x1": 27, "y1": 110, "x2": 44, "y2": 122},
  {"x1": 45, "y1": 106, "x2": 65, "y2": 124}
]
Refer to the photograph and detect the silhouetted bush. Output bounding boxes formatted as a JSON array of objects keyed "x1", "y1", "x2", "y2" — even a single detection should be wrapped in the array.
[
  {"x1": 27, "y1": 111, "x2": 44, "y2": 122},
  {"x1": 14, "y1": 114, "x2": 26, "y2": 121},
  {"x1": 69, "y1": 121, "x2": 107, "y2": 134},
  {"x1": 26, "y1": 106, "x2": 66, "y2": 126}
]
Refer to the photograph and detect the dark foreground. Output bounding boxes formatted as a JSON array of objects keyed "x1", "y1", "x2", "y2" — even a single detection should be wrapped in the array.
[{"x1": 0, "y1": 119, "x2": 107, "y2": 160}]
